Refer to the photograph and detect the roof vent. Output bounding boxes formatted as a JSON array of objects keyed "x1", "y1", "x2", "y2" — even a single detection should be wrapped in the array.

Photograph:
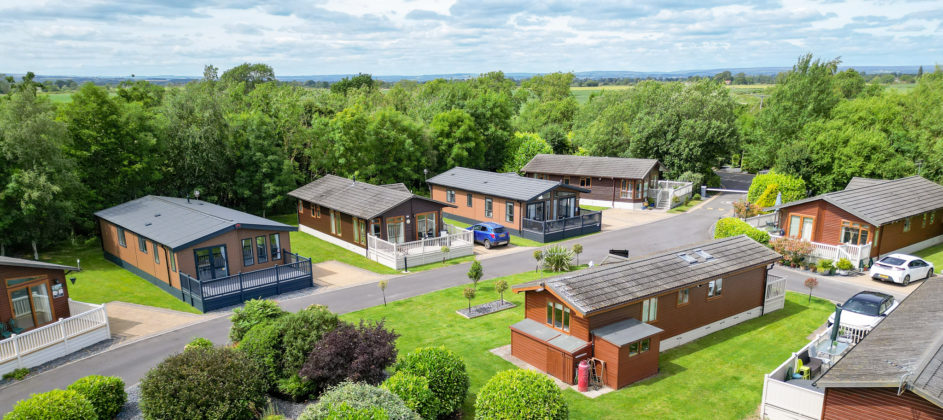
[
  {"x1": 154, "y1": 213, "x2": 161, "y2": 217},
  {"x1": 144, "y1": 222, "x2": 153, "y2": 227},
  {"x1": 694, "y1": 249, "x2": 713, "y2": 261},
  {"x1": 678, "y1": 253, "x2": 698, "y2": 264}
]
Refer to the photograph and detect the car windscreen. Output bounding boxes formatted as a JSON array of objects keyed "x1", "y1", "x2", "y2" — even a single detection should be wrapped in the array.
[
  {"x1": 878, "y1": 256, "x2": 906, "y2": 266},
  {"x1": 843, "y1": 297, "x2": 881, "y2": 316},
  {"x1": 493, "y1": 228, "x2": 506, "y2": 234}
]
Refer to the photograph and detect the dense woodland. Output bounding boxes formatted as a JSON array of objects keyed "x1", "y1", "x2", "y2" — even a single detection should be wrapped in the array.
[{"x1": 1, "y1": 55, "x2": 941, "y2": 255}]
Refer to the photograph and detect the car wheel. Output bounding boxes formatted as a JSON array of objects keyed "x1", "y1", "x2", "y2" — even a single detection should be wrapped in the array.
[
  {"x1": 927, "y1": 268, "x2": 934, "y2": 279},
  {"x1": 484, "y1": 240, "x2": 492, "y2": 249},
  {"x1": 902, "y1": 275, "x2": 910, "y2": 286}
]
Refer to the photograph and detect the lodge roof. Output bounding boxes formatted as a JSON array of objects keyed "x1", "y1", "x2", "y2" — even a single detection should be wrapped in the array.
[
  {"x1": 776, "y1": 176, "x2": 943, "y2": 226},
  {"x1": 426, "y1": 166, "x2": 589, "y2": 202},
  {"x1": 0, "y1": 256, "x2": 79, "y2": 272},
  {"x1": 844, "y1": 176, "x2": 887, "y2": 190},
  {"x1": 289, "y1": 175, "x2": 453, "y2": 220},
  {"x1": 94, "y1": 196, "x2": 295, "y2": 251},
  {"x1": 815, "y1": 277, "x2": 943, "y2": 408},
  {"x1": 513, "y1": 235, "x2": 780, "y2": 315},
  {"x1": 521, "y1": 154, "x2": 664, "y2": 180}
]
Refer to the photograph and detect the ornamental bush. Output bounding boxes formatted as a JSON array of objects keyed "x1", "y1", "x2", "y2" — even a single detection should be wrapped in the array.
[
  {"x1": 239, "y1": 321, "x2": 283, "y2": 388},
  {"x1": 747, "y1": 171, "x2": 806, "y2": 205},
  {"x1": 298, "y1": 382, "x2": 419, "y2": 420},
  {"x1": 394, "y1": 347, "x2": 469, "y2": 419},
  {"x1": 139, "y1": 346, "x2": 268, "y2": 420},
  {"x1": 4, "y1": 389, "x2": 96, "y2": 420},
  {"x1": 474, "y1": 369, "x2": 567, "y2": 420},
  {"x1": 836, "y1": 257, "x2": 855, "y2": 271},
  {"x1": 184, "y1": 337, "x2": 213, "y2": 352},
  {"x1": 300, "y1": 320, "x2": 398, "y2": 389},
  {"x1": 382, "y1": 371, "x2": 436, "y2": 420},
  {"x1": 230, "y1": 298, "x2": 287, "y2": 343},
  {"x1": 67, "y1": 375, "x2": 127, "y2": 420},
  {"x1": 541, "y1": 245, "x2": 574, "y2": 272},
  {"x1": 713, "y1": 217, "x2": 771, "y2": 245},
  {"x1": 278, "y1": 305, "x2": 339, "y2": 380}
]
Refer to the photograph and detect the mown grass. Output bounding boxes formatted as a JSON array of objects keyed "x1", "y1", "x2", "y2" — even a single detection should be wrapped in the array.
[
  {"x1": 667, "y1": 199, "x2": 703, "y2": 214},
  {"x1": 915, "y1": 242, "x2": 943, "y2": 269},
  {"x1": 343, "y1": 268, "x2": 833, "y2": 420},
  {"x1": 579, "y1": 204, "x2": 610, "y2": 212}
]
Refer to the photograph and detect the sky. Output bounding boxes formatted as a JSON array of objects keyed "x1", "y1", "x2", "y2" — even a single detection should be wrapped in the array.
[{"x1": 1, "y1": 0, "x2": 942, "y2": 77}]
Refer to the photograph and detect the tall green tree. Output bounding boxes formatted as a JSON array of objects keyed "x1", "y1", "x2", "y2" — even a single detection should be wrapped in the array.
[
  {"x1": 430, "y1": 109, "x2": 483, "y2": 172},
  {"x1": 220, "y1": 63, "x2": 275, "y2": 91}
]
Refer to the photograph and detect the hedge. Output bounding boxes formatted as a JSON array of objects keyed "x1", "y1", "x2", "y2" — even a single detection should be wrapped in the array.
[
  {"x1": 67, "y1": 375, "x2": 127, "y2": 420},
  {"x1": 139, "y1": 346, "x2": 268, "y2": 420},
  {"x1": 298, "y1": 382, "x2": 419, "y2": 420},
  {"x1": 747, "y1": 171, "x2": 806, "y2": 206},
  {"x1": 4, "y1": 389, "x2": 96, "y2": 420},
  {"x1": 382, "y1": 371, "x2": 436, "y2": 420},
  {"x1": 184, "y1": 337, "x2": 213, "y2": 352},
  {"x1": 474, "y1": 369, "x2": 567, "y2": 420},
  {"x1": 714, "y1": 217, "x2": 771, "y2": 245},
  {"x1": 393, "y1": 347, "x2": 469, "y2": 419}
]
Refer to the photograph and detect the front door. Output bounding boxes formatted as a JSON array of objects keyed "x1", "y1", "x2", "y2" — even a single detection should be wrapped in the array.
[
  {"x1": 416, "y1": 212, "x2": 437, "y2": 239},
  {"x1": 386, "y1": 216, "x2": 405, "y2": 244},
  {"x1": 7, "y1": 281, "x2": 55, "y2": 330},
  {"x1": 195, "y1": 245, "x2": 229, "y2": 280}
]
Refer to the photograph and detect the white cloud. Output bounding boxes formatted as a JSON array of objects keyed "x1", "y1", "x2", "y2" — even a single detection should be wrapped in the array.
[{"x1": 0, "y1": 0, "x2": 940, "y2": 76}]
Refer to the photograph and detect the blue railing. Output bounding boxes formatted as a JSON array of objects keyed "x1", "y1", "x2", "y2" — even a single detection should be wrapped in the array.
[{"x1": 179, "y1": 250, "x2": 313, "y2": 312}]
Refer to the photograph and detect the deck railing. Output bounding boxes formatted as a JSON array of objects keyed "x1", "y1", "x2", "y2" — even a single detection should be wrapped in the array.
[
  {"x1": 366, "y1": 224, "x2": 474, "y2": 270},
  {"x1": 0, "y1": 300, "x2": 110, "y2": 376},
  {"x1": 521, "y1": 211, "x2": 602, "y2": 242},
  {"x1": 179, "y1": 250, "x2": 313, "y2": 312},
  {"x1": 769, "y1": 233, "x2": 871, "y2": 268},
  {"x1": 742, "y1": 212, "x2": 779, "y2": 229}
]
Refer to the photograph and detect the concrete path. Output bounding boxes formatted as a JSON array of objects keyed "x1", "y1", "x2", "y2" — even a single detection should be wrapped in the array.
[
  {"x1": 600, "y1": 208, "x2": 671, "y2": 232},
  {"x1": 311, "y1": 260, "x2": 397, "y2": 289},
  {"x1": 106, "y1": 302, "x2": 207, "y2": 344}
]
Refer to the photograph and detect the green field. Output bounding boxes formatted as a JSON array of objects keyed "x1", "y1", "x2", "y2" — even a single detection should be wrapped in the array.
[
  {"x1": 343, "y1": 269, "x2": 833, "y2": 419},
  {"x1": 41, "y1": 92, "x2": 75, "y2": 103}
]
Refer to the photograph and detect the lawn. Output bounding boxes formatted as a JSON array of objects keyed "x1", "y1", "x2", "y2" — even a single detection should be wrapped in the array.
[
  {"x1": 39, "y1": 240, "x2": 201, "y2": 314},
  {"x1": 915, "y1": 243, "x2": 943, "y2": 268},
  {"x1": 667, "y1": 199, "x2": 703, "y2": 214},
  {"x1": 444, "y1": 217, "x2": 553, "y2": 248},
  {"x1": 579, "y1": 204, "x2": 610, "y2": 212},
  {"x1": 343, "y1": 272, "x2": 833, "y2": 420}
]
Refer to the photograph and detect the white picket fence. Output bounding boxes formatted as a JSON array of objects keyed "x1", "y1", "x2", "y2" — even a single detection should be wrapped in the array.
[
  {"x1": 655, "y1": 180, "x2": 693, "y2": 209},
  {"x1": 742, "y1": 212, "x2": 779, "y2": 228},
  {"x1": 0, "y1": 300, "x2": 111, "y2": 376},
  {"x1": 769, "y1": 233, "x2": 871, "y2": 268},
  {"x1": 366, "y1": 224, "x2": 474, "y2": 270}
]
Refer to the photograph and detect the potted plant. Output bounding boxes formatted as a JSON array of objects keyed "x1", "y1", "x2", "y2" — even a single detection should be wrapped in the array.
[
  {"x1": 817, "y1": 259, "x2": 835, "y2": 276},
  {"x1": 836, "y1": 258, "x2": 854, "y2": 275}
]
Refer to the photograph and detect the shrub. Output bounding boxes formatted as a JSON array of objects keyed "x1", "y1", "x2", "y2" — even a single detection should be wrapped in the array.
[
  {"x1": 771, "y1": 237, "x2": 814, "y2": 265},
  {"x1": 184, "y1": 337, "x2": 213, "y2": 352},
  {"x1": 747, "y1": 171, "x2": 806, "y2": 205},
  {"x1": 308, "y1": 402, "x2": 388, "y2": 419},
  {"x1": 139, "y1": 347, "x2": 268, "y2": 420},
  {"x1": 467, "y1": 259, "x2": 483, "y2": 289},
  {"x1": 230, "y1": 298, "x2": 286, "y2": 343},
  {"x1": 541, "y1": 245, "x2": 574, "y2": 272},
  {"x1": 278, "y1": 305, "x2": 340, "y2": 380},
  {"x1": 732, "y1": 199, "x2": 761, "y2": 218},
  {"x1": 382, "y1": 372, "x2": 436, "y2": 420},
  {"x1": 2, "y1": 368, "x2": 29, "y2": 380},
  {"x1": 67, "y1": 375, "x2": 126, "y2": 420},
  {"x1": 301, "y1": 320, "x2": 399, "y2": 389},
  {"x1": 692, "y1": 193, "x2": 702, "y2": 201},
  {"x1": 494, "y1": 280, "x2": 508, "y2": 304},
  {"x1": 676, "y1": 171, "x2": 705, "y2": 187},
  {"x1": 239, "y1": 321, "x2": 283, "y2": 388},
  {"x1": 5, "y1": 389, "x2": 97, "y2": 420},
  {"x1": 713, "y1": 217, "x2": 771, "y2": 245},
  {"x1": 298, "y1": 382, "x2": 419, "y2": 420},
  {"x1": 394, "y1": 347, "x2": 469, "y2": 418},
  {"x1": 836, "y1": 258, "x2": 855, "y2": 271},
  {"x1": 474, "y1": 369, "x2": 567, "y2": 420},
  {"x1": 818, "y1": 258, "x2": 834, "y2": 272},
  {"x1": 277, "y1": 374, "x2": 317, "y2": 402}
]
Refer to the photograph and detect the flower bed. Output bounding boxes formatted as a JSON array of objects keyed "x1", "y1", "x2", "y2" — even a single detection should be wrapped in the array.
[{"x1": 456, "y1": 300, "x2": 516, "y2": 319}]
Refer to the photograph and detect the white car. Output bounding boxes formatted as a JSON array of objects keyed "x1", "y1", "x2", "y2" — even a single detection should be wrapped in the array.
[
  {"x1": 869, "y1": 254, "x2": 934, "y2": 286},
  {"x1": 827, "y1": 291, "x2": 899, "y2": 330}
]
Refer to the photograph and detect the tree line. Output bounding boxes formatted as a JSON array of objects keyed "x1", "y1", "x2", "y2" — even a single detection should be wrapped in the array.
[{"x1": 1, "y1": 57, "x2": 940, "y2": 255}]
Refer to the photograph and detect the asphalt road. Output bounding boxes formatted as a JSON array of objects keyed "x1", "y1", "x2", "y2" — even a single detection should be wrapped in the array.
[{"x1": 0, "y1": 187, "x2": 868, "y2": 412}]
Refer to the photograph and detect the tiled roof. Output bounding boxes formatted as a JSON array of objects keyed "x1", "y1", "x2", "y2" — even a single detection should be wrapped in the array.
[
  {"x1": 289, "y1": 175, "x2": 452, "y2": 220},
  {"x1": 95, "y1": 196, "x2": 295, "y2": 251},
  {"x1": 521, "y1": 154, "x2": 663, "y2": 179},
  {"x1": 426, "y1": 167, "x2": 589, "y2": 202},
  {"x1": 0, "y1": 256, "x2": 79, "y2": 271},
  {"x1": 845, "y1": 177, "x2": 888, "y2": 190},
  {"x1": 816, "y1": 276, "x2": 943, "y2": 408},
  {"x1": 778, "y1": 176, "x2": 943, "y2": 226},
  {"x1": 514, "y1": 235, "x2": 780, "y2": 315}
]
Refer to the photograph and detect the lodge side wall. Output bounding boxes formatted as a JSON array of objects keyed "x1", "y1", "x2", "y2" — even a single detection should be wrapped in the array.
[
  {"x1": 0, "y1": 266, "x2": 72, "y2": 324},
  {"x1": 822, "y1": 387, "x2": 943, "y2": 420}
]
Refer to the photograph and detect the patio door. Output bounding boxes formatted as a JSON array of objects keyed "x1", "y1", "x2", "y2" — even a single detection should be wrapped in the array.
[
  {"x1": 788, "y1": 214, "x2": 815, "y2": 241},
  {"x1": 7, "y1": 281, "x2": 55, "y2": 330},
  {"x1": 416, "y1": 212, "x2": 437, "y2": 239},
  {"x1": 195, "y1": 245, "x2": 229, "y2": 280},
  {"x1": 556, "y1": 193, "x2": 576, "y2": 219},
  {"x1": 386, "y1": 216, "x2": 405, "y2": 244},
  {"x1": 526, "y1": 202, "x2": 545, "y2": 221}
]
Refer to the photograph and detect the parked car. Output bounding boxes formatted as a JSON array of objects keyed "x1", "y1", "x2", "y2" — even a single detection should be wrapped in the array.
[
  {"x1": 827, "y1": 291, "x2": 899, "y2": 330},
  {"x1": 869, "y1": 253, "x2": 934, "y2": 286},
  {"x1": 466, "y1": 222, "x2": 510, "y2": 248}
]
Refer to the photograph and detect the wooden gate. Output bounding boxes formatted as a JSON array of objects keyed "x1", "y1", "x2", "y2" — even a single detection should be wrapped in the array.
[
  {"x1": 546, "y1": 348, "x2": 565, "y2": 381},
  {"x1": 764, "y1": 274, "x2": 786, "y2": 314}
]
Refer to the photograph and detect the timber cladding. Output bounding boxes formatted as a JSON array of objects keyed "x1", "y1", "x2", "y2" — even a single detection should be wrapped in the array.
[
  {"x1": 877, "y1": 212, "x2": 943, "y2": 255},
  {"x1": 822, "y1": 387, "x2": 943, "y2": 420},
  {"x1": 0, "y1": 266, "x2": 71, "y2": 326},
  {"x1": 298, "y1": 197, "x2": 446, "y2": 247},
  {"x1": 593, "y1": 335, "x2": 660, "y2": 389},
  {"x1": 431, "y1": 185, "x2": 522, "y2": 231}
]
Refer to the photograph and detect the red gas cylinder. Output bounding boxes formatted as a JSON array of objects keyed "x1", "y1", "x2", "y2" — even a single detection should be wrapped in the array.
[{"x1": 577, "y1": 360, "x2": 590, "y2": 392}]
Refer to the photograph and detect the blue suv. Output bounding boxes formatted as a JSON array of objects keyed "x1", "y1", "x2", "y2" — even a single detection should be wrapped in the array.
[{"x1": 467, "y1": 222, "x2": 510, "y2": 248}]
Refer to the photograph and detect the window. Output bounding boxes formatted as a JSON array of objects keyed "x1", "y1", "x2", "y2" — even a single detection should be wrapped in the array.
[
  {"x1": 256, "y1": 236, "x2": 267, "y2": 263},
  {"x1": 315, "y1": 204, "x2": 321, "y2": 218},
  {"x1": 353, "y1": 218, "x2": 363, "y2": 244},
  {"x1": 579, "y1": 177, "x2": 591, "y2": 188},
  {"x1": 138, "y1": 236, "x2": 147, "y2": 253},
  {"x1": 330, "y1": 210, "x2": 342, "y2": 236},
  {"x1": 386, "y1": 216, "x2": 405, "y2": 243},
  {"x1": 466, "y1": 193, "x2": 473, "y2": 207},
  {"x1": 153, "y1": 241, "x2": 160, "y2": 264},
  {"x1": 923, "y1": 213, "x2": 928, "y2": 228},
  {"x1": 788, "y1": 214, "x2": 815, "y2": 241},
  {"x1": 708, "y1": 278, "x2": 723, "y2": 298},
  {"x1": 677, "y1": 288, "x2": 690, "y2": 306},
  {"x1": 370, "y1": 218, "x2": 382, "y2": 237},
  {"x1": 298, "y1": 200, "x2": 303, "y2": 213},
  {"x1": 506, "y1": 201, "x2": 514, "y2": 223},
  {"x1": 194, "y1": 245, "x2": 228, "y2": 280},
  {"x1": 168, "y1": 248, "x2": 177, "y2": 272},
  {"x1": 620, "y1": 180, "x2": 631, "y2": 199},
  {"x1": 841, "y1": 221, "x2": 870, "y2": 245},
  {"x1": 446, "y1": 190, "x2": 455, "y2": 203},
  {"x1": 562, "y1": 177, "x2": 570, "y2": 185},
  {"x1": 629, "y1": 341, "x2": 639, "y2": 356},
  {"x1": 546, "y1": 301, "x2": 570, "y2": 332},
  {"x1": 932, "y1": 211, "x2": 937, "y2": 225},
  {"x1": 242, "y1": 238, "x2": 254, "y2": 266},
  {"x1": 904, "y1": 217, "x2": 912, "y2": 232},
  {"x1": 628, "y1": 338, "x2": 651, "y2": 356},
  {"x1": 269, "y1": 234, "x2": 281, "y2": 261},
  {"x1": 641, "y1": 297, "x2": 658, "y2": 323},
  {"x1": 640, "y1": 338, "x2": 650, "y2": 353},
  {"x1": 117, "y1": 227, "x2": 127, "y2": 247},
  {"x1": 635, "y1": 180, "x2": 642, "y2": 199},
  {"x1": 416, "y1": 212, "x2": 437, "y2": 239},
  {"x1": 485, "y1": 198, "x2": 493, "y2": 218}
]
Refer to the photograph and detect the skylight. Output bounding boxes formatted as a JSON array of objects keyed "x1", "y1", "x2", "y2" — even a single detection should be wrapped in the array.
[
  {"x1": 694, "y1": 249, "x2": 713, "y2": 261},
  {"x1": 678, "y1": 253, "x2": 698, "y2": 264}
]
